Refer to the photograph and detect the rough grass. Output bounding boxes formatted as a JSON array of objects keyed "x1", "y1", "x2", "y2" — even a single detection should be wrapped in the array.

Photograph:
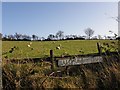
[
  {"x1": 2, "y1": 40, "x2": 118, "y2": 59},
  {"x1": 2, "y1": 57, "x2": 120, "y2": 89}
]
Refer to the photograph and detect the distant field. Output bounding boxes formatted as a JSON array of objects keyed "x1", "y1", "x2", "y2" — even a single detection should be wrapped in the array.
[{"x1": 2, "y1": 40, "x2": 118, "y2": 59}]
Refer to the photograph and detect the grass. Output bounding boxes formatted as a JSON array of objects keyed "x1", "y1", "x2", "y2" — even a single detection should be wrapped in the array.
[
  {"x1": 2, "y1": 40, "x2": 120, "y2": 89},
  {"x1": 2, "y1": 40, "x2": 118, "y2": 59},
  {"x1": 2, "y1": 56, "x2": 120, "y2": 89}
]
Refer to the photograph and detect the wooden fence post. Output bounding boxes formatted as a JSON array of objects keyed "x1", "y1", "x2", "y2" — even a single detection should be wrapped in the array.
[
  {"x1": 65, "y1": 66, "x2": 69, "y2": 75},
  {"x1": 118, "y1": 40, "x2": 120, "y2": 62},
  {"x1": 97, "y1": 42, "x2": 102, "y2": 55},
  {"x1": 50, "y1": 50, "x2": 55, "y2": 71}
]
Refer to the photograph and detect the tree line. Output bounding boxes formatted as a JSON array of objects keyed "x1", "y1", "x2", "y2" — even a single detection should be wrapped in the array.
[
  {"x1": 1, "y1": 31, "x2": 85, "y2": 41},
  {"x1": 1, "y1": 28, "x2": 119, "y2": 41}
]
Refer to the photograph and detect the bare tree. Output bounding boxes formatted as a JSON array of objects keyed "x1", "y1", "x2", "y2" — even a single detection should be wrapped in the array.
[
  {"x1": 41, "y1": 37, "x2": 45, "y2": 41},
  {"x1": 98, "y1": 35, "x2": 102, "y2": 40},
  {"x1": 47, "y1": 34, "x2": 55, "y2": 40},
  {"x1": 32, "y1": 34, "x2": 36, "y2": 40},
  {"x1": 32, "y1": 34, "x2": 38, "y2": 41},
  {"x1": 84, "y1": 28, "x2": 94, "y2": 39},
  {"x1": 109, "y1": 30, "x2": 118, "y2": 39},
  {"x1": 8, "y1": 35, "x2": 15, "y2": 40},
  {"x1": 22, "y1": 34, "x2": 31, "y2": 40},
  {"x1": 14, "y1": 33, "x2": 22, "y2": 40},
  {"x1": 56, "y1": 31, "x2": 64, "y2": 40}
]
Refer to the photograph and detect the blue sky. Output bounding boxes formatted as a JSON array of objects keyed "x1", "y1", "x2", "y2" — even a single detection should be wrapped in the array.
[
  {"x1": 0, "y1": 2, "x2": 2, "y2": 33},
  {"x1": 2, "y1": 2, "x2": 118, "y2": 38}
]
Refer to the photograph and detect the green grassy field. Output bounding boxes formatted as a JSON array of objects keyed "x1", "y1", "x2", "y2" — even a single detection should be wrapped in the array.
[{"x1": 2, "y1": 40, "x2": 118, "y2": 59}]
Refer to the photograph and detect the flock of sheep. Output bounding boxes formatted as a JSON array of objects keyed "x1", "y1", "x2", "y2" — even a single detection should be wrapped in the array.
[{"x1": 27, "y1": 41, "x2": 62, "y2": 50}]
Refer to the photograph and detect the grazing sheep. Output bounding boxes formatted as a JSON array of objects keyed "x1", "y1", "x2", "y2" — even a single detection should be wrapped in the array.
[
  {"x1": 56, "y1": 46, "x2": 60, "y2": 50},
  {"x1": 28, "y1": 44, "x2": 31, "y2": 47}
]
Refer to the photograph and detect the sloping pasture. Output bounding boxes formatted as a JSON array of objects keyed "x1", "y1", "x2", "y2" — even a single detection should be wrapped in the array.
[{"x1": 2, "y1": 40, "x2": 118, "y2": 59}]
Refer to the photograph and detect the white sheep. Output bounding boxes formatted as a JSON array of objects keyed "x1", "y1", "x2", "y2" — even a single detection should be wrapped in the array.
[
  {"x1": 28, "y1": 44, "x2": 31, "y2": 47},
  {"x1": 56, "y1": 46, "x2": 60, "y2": 50}
]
